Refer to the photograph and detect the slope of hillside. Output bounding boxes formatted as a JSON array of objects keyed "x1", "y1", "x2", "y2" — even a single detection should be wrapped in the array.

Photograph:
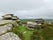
[{"x1": 31, "y1": 24, "x2": 53, "y2": 40}]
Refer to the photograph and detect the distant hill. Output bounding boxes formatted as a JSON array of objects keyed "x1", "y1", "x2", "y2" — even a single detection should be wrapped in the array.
[{"x1": 20, "y1": 19, "x2": 53, "y2": 22}]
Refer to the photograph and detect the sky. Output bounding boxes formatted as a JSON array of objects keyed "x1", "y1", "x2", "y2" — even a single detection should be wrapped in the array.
[{"x1": 0, "y1": 0, "x2": 53, "y2": 19}]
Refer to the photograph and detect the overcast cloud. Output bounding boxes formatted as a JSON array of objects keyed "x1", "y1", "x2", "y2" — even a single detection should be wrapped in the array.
[{"x1": 0, "y1": 0, "x2": 53, "y2": 19}]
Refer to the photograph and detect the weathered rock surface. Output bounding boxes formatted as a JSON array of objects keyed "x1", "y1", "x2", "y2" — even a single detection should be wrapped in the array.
[
  {"x1": 0, "y1": 20, "x2": 19, "y2": 26},
  {"x1": 0, "y1": 20, "x2": 21, "y2": 40},
  {"x1": 0, "y1": 24, "x2": 13, "y2": 35},
  {"x1": 0, "y1": 20, "x2": 13, "y2": 25},
  {"x1": 0, "y1": 14, "x2": 21, "y2": 40},
  {"x1": 0, "y1": 32, "x2": 21, "y2": 40},
  {"x1": 27, "y1": 21, "x2": 37, "y2": 28}
]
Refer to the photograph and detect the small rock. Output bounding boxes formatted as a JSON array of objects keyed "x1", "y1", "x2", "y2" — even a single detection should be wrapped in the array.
[{"x1": 23, "y1": 31, "x2": 26, "y2": 34}]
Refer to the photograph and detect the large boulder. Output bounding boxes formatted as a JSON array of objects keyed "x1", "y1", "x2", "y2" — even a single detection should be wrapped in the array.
[
  {"x1": 0, "y1": 32, "x2": 21, "y2": 40},
  {"x1": 27, "y1": 21, "x2": 37, "y2": 28},
  {"x1": 0, "y1": 24, "x2": 13, "y2": 35},
  {"x1": 0, "y1": 20, "x2": 19, "y2": 26},
  {"x1": 0, "y1": 20, "x2": 13, "y2": 25}
]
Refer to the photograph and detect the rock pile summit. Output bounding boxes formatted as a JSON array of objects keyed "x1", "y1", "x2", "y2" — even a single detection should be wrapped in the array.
[{"x1": 0, "y1": 14, "x2": 21, "y2": 40}]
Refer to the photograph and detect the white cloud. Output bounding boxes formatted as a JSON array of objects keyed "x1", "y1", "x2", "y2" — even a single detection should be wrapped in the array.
[{"x1": 0, "y1": 0, "x2": 53, "y2": 19}]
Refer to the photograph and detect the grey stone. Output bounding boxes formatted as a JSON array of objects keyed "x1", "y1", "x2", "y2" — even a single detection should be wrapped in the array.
[
  {"x1": 0, "y1": 24, "x2": 13, "y2": 35},
  {"x1": 0, "y1": 32, "x2": 21, "y2": 40},
  {"x1": 0, "y1": 20, "x2": 13, "y2": 25},
  {"x1": 27, "y1": 21, "x2": 37, "y2": 28}
]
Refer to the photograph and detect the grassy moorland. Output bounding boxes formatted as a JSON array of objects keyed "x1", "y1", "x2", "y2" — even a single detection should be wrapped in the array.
[
  {"x1": 12, "y1": 23, "x2": 53, "y2": 40},
  {"x1": 31, "y1": 23, "x2": 53, "y2": 40},
  {"x1": 12, "y1": 19, "x2": 53, "y2": 40},
  {"x1": 12, "y1": 25, "x2": 33, "y2": 40}
]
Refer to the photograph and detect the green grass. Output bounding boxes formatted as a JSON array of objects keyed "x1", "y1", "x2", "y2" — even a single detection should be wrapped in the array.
[
  {"x1": 12, "y1": 25, "x2": 33, "y2": 40},
  {"x1": 20, "y1": 19, "x2": 35, "y2": 24},
  {"x1": 12, "y1": 23, "x2": 53, "y2": 40},
  {"x1": 31, "y1": 24, "x2": 53, "y2": 40}
]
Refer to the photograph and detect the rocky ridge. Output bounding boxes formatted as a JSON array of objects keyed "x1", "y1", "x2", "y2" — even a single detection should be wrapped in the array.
[{"x1": 0, "y1": 20, "x2": 21, "y2": 40}]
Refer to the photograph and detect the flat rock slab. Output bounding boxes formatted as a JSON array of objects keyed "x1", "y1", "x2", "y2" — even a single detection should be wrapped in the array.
[
  {"x1": 0, "y1": 24, "x2": 13, "y2": 35},
  {"x1": 0, "y1": 20, "x2": 19, "y2": 26},
  {"x1": 0, "y1": 32, "x2": 21, "y2": 40},
  {"x1": 0, "y1": 20, "x2": 13, "y2": 25}
]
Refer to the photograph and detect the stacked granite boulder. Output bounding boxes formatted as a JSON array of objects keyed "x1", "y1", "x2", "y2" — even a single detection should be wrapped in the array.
[
  {"x1": 0, "y1": 14, "x2": 21, "y2": 40},
  {"x1": 2, "y1": 14, "x2": 19, "y2": 20}
]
